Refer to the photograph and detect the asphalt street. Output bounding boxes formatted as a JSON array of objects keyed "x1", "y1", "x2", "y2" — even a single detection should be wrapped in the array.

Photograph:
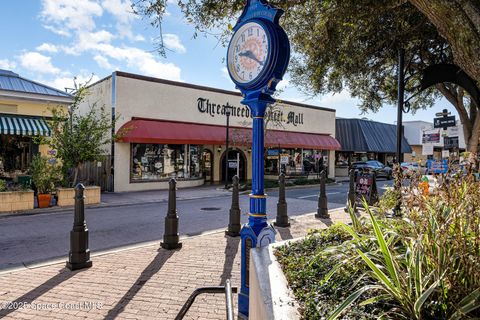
[{"x1": 0, "y1": 180, "x2": 393, "y2": 270}]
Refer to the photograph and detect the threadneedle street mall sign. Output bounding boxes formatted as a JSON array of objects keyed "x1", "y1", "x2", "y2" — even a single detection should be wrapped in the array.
[{"x1": 197, "y1": 97, "x2": 304, "y2": 126}]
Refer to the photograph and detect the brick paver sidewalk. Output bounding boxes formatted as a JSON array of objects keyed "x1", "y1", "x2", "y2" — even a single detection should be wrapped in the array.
[{"x1": 0, "y1": 209, "x2": 352, "y2": 320}]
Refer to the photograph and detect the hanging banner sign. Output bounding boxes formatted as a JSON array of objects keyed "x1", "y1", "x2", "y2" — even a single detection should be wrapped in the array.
[{"x1": 422, "y1": 129, "x2": 440, "y2": 144}]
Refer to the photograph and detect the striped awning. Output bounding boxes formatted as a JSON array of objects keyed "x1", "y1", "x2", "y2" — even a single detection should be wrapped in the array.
[{"x1": 0, "y1": 115, "x2": 51, "y2": 136}]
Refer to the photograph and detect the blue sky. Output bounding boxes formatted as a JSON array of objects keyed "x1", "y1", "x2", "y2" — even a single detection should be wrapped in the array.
[{"x1": 0, "y1": 0, "x2": 452, "y2": 124}]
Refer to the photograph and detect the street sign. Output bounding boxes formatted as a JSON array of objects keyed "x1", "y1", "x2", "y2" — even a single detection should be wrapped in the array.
[
  {"x1": 280, "y1": 154, "x2": 289, "y2": 164},
  {"x1": 434, "y1": 115, "x2": 456, "y2": 128}
]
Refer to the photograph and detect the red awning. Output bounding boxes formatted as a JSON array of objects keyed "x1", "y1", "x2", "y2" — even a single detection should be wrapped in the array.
[{"x1": 117, "y1": 119, "x2": 341, "y2": 150}]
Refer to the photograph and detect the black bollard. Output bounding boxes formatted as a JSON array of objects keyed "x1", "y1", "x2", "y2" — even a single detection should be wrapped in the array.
[
  {"x1": 226, "y1": 175, "x2": 241, "y2": 237},
  {"x1": 274, "y1": 173, "x2": 290, "y2": 227},
  {"x1": 161, "y1": 179, "x2": 182, "y2": 250},
  {"x1": 346, "y1": 168, "x2": 357, "y2": 212},
  {"x1": 315, "y1": 170, "x2": 329, "y2": 218},
  {"x1": 66, "y1": 184, "x2": 92, "y2": 271}
]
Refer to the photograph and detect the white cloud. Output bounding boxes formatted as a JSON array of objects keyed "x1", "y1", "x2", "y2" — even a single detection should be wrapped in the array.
[
  {"x1": 276, "y1": 78, "x2": 290, "y2": 91},
  {"x1": 37, "y1": 0, "x2": 181, "y2": 82},
  {"x1": 163, "y1": 34, "x2": 186, "y2": 54},
  {"x1": 94, "y1": 55, "x2": 113, "y2": 69},
  {"x1": 19, "y1": 52, "x2": 60, "y2": 74},
  {"x1": 221, "y1": 67, "x2": 229, "y2": 79},
  {"x1": 47, "y1": 73, "x2": 100, "y2": 92},
  {"x1": 101, "y1": 0, "x2": 132, "y2": 23},
  {"x1": 77, "y1": 30, "x2": 115, "y2": 51},
  {"x1": 0, "y1": 59, "x2": 16, "y2": 70},
  {"x1": 95, "y1": 44, "x2": 181, "y2": 80},
  {"x1": 40, "y1": 0, "x2": 103, "y2": 33},
  {"x1": 319, "y1": 90, "x2": 359, "y2": 108},
  {"x1": 42, "y1": 24, "x2": 71, "y2": 37},
  {"x1": 36, "y1": 43, "x2": 58, "y2": 53},
  {"x1": 102, "y1": 0, "x2": 144, "y2": 41}
]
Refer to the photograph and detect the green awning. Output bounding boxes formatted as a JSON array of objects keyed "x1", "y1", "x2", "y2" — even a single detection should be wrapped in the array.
[{"x1": 0, "y1": 115, "x2": 51, "y2": 136}]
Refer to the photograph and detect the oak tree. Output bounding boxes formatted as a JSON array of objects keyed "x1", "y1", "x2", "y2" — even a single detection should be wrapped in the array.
[{"x1": 132, "y1": 0, "x2": 480, "y2": 152}]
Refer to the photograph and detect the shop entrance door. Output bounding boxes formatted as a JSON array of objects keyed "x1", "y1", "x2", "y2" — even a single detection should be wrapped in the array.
[
  {"x1": 221, "y1": 149, "x2": 246, "y2": 183},
  {"x1": 201, "y1": 150, "x2": 214, "y2": 183}
]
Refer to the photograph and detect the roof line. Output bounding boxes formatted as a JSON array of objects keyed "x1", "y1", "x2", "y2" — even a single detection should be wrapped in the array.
[
  {"x1": 97, "y1": 71, "x2": 336, "y2": 113},
  {"x1": 15, "y1": 75, "x2": 73, "y2": 98}
]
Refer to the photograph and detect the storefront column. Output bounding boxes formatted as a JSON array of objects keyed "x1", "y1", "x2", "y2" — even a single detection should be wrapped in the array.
[{"x1": 328, "y1": 151, "x2": 335, "y2": 178}]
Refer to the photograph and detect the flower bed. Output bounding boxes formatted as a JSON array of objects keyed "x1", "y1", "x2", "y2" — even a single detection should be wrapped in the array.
[{"x1": 275, "y1": 170, "x2": 480, "y2": 319}]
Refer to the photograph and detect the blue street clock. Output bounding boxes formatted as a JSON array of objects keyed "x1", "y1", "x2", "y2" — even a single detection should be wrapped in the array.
[
  {"x1": 226, "y1": 0, "x2": 290, "y2": 317},
  {"x1": 227, "y1": 0, "x2": 290, "y2": 99}
]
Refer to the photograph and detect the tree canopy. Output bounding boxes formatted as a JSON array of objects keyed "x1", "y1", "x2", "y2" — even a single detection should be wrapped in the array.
[{"x1": 132, "y1": 0, "x2": 480, "y2": 152}]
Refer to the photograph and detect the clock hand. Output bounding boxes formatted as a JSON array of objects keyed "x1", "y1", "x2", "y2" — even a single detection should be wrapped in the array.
[{"x1": 239, "y1": 50, "x2": 264, "y2": 66}]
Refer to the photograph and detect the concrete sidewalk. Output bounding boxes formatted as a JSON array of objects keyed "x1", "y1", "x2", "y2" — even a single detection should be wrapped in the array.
[{"x1": 0, "y1": 208, "x2": 352, "y2": 320}]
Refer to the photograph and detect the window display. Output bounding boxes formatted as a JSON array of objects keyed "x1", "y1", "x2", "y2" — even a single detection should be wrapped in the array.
[{"x1": 131, "y1": 144, "x2": 201, "y2": 182}]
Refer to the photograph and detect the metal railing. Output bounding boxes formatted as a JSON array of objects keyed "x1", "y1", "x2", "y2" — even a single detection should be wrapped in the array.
[{"x1": 175, "y1": 279, "x2": 237, "y2": 320}]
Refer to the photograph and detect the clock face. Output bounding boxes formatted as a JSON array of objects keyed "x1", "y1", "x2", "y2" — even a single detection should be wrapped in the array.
[{"x1": 227, "y1": 21, "x2": 270, "y2": 84}]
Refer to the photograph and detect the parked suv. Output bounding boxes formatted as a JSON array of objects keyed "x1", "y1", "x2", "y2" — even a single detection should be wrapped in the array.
[{"x1": 352, "y1": 160, "x2": 393, "y2": 180}]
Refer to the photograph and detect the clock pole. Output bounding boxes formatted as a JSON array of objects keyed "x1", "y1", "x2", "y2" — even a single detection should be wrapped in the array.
[
  {"x1": 238, "y1": 95, "x2": 276, "y2": 317},
  {"x1": 225, "y1": 0, "x2": 290, "y2": 317}
]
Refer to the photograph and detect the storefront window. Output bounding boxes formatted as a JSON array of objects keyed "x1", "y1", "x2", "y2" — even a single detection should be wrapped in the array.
[
  {"x1": 131, "y1": 143, "x2": 201, "y2": 182},
  {"x1": 265, "y1": 148, "x2": 280, "y2": 175},
  {"x1": 264, "y1": 148, "x2": 328, "y2": 175},
  {"x1": 188, "y1": 145, "x2": 201, "y2": 178},
  {"x1": 0, "y1": 135, "x2": 37, "y2": 180}
]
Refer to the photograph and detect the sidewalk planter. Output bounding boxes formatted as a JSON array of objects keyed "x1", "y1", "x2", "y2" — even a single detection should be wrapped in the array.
[
  {"x1": 57, "y1": 186, "x2": 101, "y2": 206},
  {"x1": 37, "y1": 193, "x2": 52, "y2": 208},
  {"x1": 249, "y1": 241, "x2": 301, "y2": 320},
  {"x1": 0, "y1": 190, "x2": 34, "y2": 213}
]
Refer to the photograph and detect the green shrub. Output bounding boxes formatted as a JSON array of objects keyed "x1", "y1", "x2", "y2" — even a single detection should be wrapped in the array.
[
  {"x1": 264, "y1": 179, "x2": 279, "y2": 189},
  {"x1": 276, "y1": 169, "x2": 480, "y2": 319},
  {"x1": 30, "y1": 155, "x2": 62, "y2": 194},
  {"x1": 0, "y1": 179, "x2": 6, "y2": 192},
  {"x1": 376, "y1": 186, "x2": 399, "y2": 212},
  {"x1": 293, "y1": 177, "x2": 309, "y2": 185}
]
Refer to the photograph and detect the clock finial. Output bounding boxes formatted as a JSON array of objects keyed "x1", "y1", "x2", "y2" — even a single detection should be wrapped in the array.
[{"x1": 235, "y1": 0, "x2": 283, "y2": 30}]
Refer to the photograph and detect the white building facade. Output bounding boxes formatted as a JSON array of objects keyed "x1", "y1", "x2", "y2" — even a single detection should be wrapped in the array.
[
  {"x1": 403, "y1": 120, "x2": 466, "y2": 164},
  {"x1": 81, "y1": 72, "x2": 340, "y2": 192}
]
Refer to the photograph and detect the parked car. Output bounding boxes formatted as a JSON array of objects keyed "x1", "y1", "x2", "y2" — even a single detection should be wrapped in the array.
[
  {"x1": 352, "y1": 160, "x2": 393, "y2": 179},
  {"x1": 400, "y1": 162, "x2": 426, "y2": 176}
]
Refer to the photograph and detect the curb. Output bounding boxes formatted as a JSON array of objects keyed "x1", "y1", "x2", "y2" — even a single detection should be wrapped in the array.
[
  {"x1": 0, "y1": 208, "x2": 348, "y2": 276},
  {"x1": 0, "y1": 184, "x2": 342, "y2": 218},
  {"x1": 0, "y1": 193, "x2": 234, "y2": 219}
]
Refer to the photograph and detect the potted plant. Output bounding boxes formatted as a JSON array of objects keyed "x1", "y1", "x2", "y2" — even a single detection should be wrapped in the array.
[{"x1": 30, "y1": 155, "x2": 61, "y2": 208}]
